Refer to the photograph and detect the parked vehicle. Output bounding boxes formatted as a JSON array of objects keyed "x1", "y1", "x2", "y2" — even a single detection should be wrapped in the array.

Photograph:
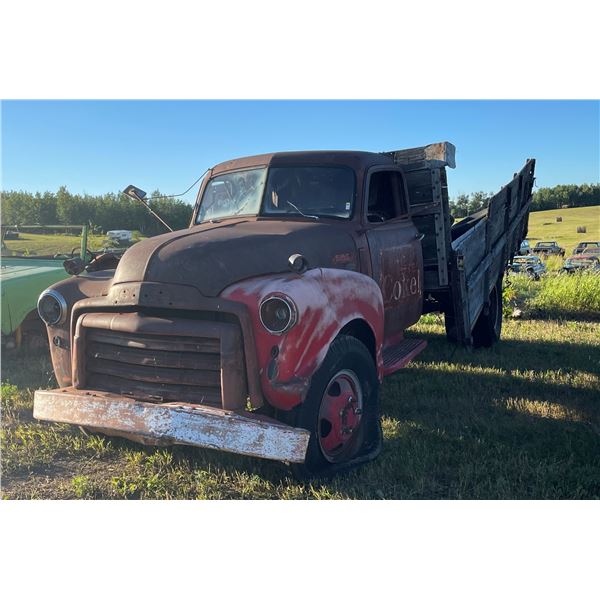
[
  {"x1": 33, "y1": 143, "x2": 536, "y2": 477},
  {"x1": 519, "y1": 239, "x2": 530, "y2": 255},
  {"x1": 507, "y1": 255, "x2": 546, "y2": 280},
  {"x1": 561, "y1": 248, "x2": 600, "y2": 274},
  {"x1": 1, "y1": 226, "x2": 89, "y2": 348},
  {"x1": 573, "y1": 241, "x2": 600, "y2": 255},
  {"x1": 532, "y1": 241, "x2": 565, "y2": 257},
  {"x1": 106, "y1": 230, "x2": 133, "y2": 244},
  {"x1": 1, "y1": 226, "x2": 129, "y2": 348}
]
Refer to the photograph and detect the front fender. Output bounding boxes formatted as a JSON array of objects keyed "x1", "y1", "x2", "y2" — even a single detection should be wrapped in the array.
[
  {"x1": 42, "y1": 271, "x2": 114, "y2": 387},
  {"x1": 221, "y1": 268, "x2": 384, "y2": 410}
]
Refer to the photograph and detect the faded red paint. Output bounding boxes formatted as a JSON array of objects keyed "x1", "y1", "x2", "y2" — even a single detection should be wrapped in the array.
[{"x1": 221, "y1": 268, "x2": 384, "y2": 410}]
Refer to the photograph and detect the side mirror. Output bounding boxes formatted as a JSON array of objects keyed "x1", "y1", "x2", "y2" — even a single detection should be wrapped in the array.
[{"x1": 123, "y1": 185, "x2": 148, "y2": 204}]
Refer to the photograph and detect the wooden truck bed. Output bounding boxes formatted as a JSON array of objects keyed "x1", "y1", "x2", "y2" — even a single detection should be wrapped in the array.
[{"x1": 385, "y1": 142, "x2": 536, "y2": 345}]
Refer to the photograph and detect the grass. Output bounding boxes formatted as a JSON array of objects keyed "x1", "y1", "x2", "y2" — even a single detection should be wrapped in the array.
[
  {"x1": 2, "y1": 231, "x2": 143, "y2": 256},
  {"x1": 507, "y1": 271, "x2": 600, "y2": 320},
  {"x1": 527, "y1": 205, "x2": 600, "y2": 256},
  {"x1": 2, "y1": 279, "x2": 599, "y2": 498}
]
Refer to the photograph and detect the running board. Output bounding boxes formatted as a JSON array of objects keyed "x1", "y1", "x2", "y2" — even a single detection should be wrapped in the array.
[{"x1": 382, "y1": 338, "x2": 427, "y2": 376}]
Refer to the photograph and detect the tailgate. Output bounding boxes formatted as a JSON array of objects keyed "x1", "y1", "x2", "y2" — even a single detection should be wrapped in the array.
[{"x1": 449, "y1": 159, "x2": 536, "y2": 344}]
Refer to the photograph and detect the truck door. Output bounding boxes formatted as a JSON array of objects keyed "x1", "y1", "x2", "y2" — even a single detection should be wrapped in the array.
[{"x1": 364, "y1": 168, "x2": 423, "y2": 342}]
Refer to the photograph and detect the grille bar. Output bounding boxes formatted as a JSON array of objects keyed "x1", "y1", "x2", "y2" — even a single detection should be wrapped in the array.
[
  {"x1": 87, "y1": 340, "x2": 221, "y2": 371},
  {"x1": 86, "y1": 374, "x2": 222, "y2": 405}
]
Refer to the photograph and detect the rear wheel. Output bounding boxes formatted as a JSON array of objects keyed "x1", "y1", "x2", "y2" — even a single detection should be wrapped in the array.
[
  {"x1": 283, "y1": 335, "x2": 381, "y2": 479},
  {"x1": 444, "y1": 311, "x2": 459, "y2": 344},
  {"x1": 471, "y1": 278, "x2": 503, "y2": 348}
]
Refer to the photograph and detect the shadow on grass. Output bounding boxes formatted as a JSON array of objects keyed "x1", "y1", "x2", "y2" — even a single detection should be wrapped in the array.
[{"x1": 2, "y1": 331, "x2": 599, "y2": 499}]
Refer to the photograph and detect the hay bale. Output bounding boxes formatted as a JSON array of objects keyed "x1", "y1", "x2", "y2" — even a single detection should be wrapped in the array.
[
  {"x1": 577, "y1": 226, "x2": 587, "y2": 233},
  {"x1": 556, "y1": 216, "x2": 562, "y2": 222}
]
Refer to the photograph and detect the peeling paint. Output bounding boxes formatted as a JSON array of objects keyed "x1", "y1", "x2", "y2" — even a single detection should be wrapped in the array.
[{"x1": 33, "y1": 388, "x2": 310, "y2": 463}]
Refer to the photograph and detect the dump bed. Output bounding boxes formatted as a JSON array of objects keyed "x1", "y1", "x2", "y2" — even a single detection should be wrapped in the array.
[{"x1": 385, "y1": 142, "x2": 536, "y2": 345}]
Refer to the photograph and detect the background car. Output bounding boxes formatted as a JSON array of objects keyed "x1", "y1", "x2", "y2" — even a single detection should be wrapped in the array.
[
  {"x1": 573, "y1": 241, "x2": 600, "y2": 255},
  {"x1": 519, "y1": 239, "x2": 531, "y2": 255},
  {"x1": 532, "y1": 241, "x2": 565, "y2": 257},
  {"x1": 561, "y1": 248, "x2": 600, "y2": 274},
  {"x1": 508, "y1": 255, "x2": 547, "y2": 280}
]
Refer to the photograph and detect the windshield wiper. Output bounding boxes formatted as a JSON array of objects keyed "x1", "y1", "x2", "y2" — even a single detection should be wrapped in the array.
[{"x1": 286, "y1": 201, "x2": 319, "y2": 220}]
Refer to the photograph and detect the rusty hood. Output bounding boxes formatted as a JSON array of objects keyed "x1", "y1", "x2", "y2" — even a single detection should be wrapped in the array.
[{"x1": 111, "y1": 218, "x2": 358, "y2": 297}]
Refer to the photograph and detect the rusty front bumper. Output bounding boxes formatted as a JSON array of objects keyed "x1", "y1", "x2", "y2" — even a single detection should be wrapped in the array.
[{"x1": 33, "y1": 388, "x2": 310, "y2": 463}]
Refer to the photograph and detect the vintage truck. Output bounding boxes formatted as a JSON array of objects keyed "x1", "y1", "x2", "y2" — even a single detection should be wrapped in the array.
[{"x1": 33, "y1": 143, "x2": 536, "y2": 477}]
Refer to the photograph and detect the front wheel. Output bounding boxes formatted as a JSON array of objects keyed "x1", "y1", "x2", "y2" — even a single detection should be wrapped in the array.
[{"x1": 283, "y1": 335, "x2": 381, "y2": 479}]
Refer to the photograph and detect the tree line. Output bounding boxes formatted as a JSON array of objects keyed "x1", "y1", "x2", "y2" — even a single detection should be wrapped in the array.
[
  {"x1": 449, "y1": 183, "x2": 599, "y2": 218},
  {"x1": 1, "y1": 182, "x2": 598, "y2": 231},
  {"x1": 1, "y1": 187, "x2": 194, "y2": 236}
]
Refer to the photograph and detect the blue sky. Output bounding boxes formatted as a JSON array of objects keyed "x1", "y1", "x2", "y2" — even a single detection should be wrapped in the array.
[{"x1": 1, "y1": 100, "x2": 598, "y2": 202}]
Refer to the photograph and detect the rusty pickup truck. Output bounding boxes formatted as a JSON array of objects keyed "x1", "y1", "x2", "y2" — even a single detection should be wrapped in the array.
[{"x1": 33, "y1": 143, "x2": 536, "y2": 477}]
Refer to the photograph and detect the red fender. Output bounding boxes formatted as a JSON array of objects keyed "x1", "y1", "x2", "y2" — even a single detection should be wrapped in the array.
[{"x1": 221, "y1": 268, "x2": 384, "y2": 410}]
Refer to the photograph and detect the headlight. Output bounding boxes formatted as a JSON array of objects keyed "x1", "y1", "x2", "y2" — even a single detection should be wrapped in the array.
[
  {"x1": 37, "y1": 290, "x2": 67, "y2": 326},
  {"x1": 259, "y1": 295, "x2": 297, "y2": 334}
]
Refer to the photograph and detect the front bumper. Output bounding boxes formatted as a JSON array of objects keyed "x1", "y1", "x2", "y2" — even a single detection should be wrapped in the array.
[{"x1": 33, "y1": 388, "x2": 310, "y2": 463}]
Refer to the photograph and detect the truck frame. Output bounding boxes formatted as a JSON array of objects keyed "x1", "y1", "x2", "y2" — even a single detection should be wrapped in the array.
[{"x1": 33, "y1": 142, "x2": 536, "y2": 477}]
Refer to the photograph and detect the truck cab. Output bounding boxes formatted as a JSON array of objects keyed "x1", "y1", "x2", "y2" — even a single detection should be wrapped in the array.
[{"x1": 33, "y1": 143, "x2": 536, "y2": 477}]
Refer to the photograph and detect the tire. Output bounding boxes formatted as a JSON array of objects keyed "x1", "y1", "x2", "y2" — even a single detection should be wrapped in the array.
[
  {"x1": 444, "y1": 311, "x2": 459, "y2": 344},
  {"x1": 282, "y1": 335, "x2": 381, "y2": 479},
  {"x1": 471, "y1": 278, "x2": 503, "y2": 348}
]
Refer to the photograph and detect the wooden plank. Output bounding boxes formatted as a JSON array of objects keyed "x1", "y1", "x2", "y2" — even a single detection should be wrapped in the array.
[{"x1": 387, "y1": 142, "x2": 456, "y2": 169}]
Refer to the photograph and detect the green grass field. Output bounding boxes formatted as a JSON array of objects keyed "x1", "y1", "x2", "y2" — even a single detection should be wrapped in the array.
[
  {"x1": 2, "y1": 275, "x2": 599, "y2": 500},
  {"x1": 527, "y1": 205, "x2": 599, "y2": 256},
  {"x1": 2, "y1": 231, "x2": 142, "y2": 256}
]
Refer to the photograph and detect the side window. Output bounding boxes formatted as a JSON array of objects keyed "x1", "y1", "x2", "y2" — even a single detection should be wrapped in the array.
[{"x1": 367, "y1": 170, "x2": 407, "y2": 223}]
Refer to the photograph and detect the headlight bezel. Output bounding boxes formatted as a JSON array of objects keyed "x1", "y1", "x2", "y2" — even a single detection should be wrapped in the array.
[
  {"x1": 37, "y1": 289, "x2": 68, "y2": 326},
  {"x1": 259, "y1": 294, "x2": 298, "y2": 335}
]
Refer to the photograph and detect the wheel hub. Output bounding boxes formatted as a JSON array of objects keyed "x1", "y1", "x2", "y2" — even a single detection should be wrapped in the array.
[{"x1": 318, "y1": 369, "x2": 363, "y2": 461}]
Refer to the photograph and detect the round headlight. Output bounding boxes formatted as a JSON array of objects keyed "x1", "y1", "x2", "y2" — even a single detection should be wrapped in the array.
[
  {"x1": 259, "y1": 296, "x2": 297, "y2": 334},
  {"x1": 37, "y1": 290, "x2": 67, "y2": 326}
]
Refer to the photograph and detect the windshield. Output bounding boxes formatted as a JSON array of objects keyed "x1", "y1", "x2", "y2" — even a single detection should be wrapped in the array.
[
  {"x1": 197, "y1": 168, "x2": 267, "y2": 223},
  {"x1": 262, "y1": 166, "x2": 354, "y2": 219},
  {"x1": 196, "y1": 165, "x2": 355, "y2": 223}
]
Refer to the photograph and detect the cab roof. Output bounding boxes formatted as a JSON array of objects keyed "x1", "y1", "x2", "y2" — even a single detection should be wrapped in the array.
[{"x1": 210, "y1": 150, "x2": 395, "y2": 175}]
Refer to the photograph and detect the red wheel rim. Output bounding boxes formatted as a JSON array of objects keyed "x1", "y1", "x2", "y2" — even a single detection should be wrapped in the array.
[{"x1": 318, "y1": 369, "x2": 363, "y2": 462}]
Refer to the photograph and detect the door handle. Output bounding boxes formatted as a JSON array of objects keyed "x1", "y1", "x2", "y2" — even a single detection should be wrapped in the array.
[{"x1": 415, "y1": 233, "x2": 425, "y2": 241}]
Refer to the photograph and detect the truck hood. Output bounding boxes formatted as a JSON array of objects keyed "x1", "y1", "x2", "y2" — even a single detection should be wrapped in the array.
[
  {"x1": 111, "y1": 218, "x2": 358, "y2": 297},
  {"x1": 1, "y1": 258, "x2": 66, "y2": 282},
  {"x1": 1, "y1": 258, "x2": 70, "y2": 335}
]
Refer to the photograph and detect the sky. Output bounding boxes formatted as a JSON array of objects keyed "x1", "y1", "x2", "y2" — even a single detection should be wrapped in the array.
[{"x1": 1, "y1": 100, "x2": 598, "y2": 203}]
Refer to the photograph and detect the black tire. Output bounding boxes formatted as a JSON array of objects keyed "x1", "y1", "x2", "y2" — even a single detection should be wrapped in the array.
[
  {"x1": 471, "y1": 278, "x2": 503, "y2": 348},
  {"x1": 282, "y1": 335, "x2": 381, "y2": 479},
  {"x1": 444, "y1": 311, "x2": 459, "y2": 344}
]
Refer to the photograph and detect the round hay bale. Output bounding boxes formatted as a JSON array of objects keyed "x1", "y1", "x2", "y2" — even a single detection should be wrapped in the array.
[
  {"x1": 577, "y1": 226, "x2": 587, "y2": 233},
  {"x1": 556, "y1": 216, "x2": 562, "y2": 222}
]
